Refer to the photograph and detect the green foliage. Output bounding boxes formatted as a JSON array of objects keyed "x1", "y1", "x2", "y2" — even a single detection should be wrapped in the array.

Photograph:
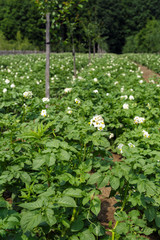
[
  {"x1": 0, "y1": 30, "x2": 37, "y2": 50},
  {"x1": 123, "y1": 19, "x2": 160, "y2": 53},
  {"x1": 0, "y1": 52, "x2": 160, "y2": 239}
]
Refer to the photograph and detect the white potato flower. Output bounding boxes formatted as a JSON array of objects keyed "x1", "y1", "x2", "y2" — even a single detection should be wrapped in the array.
[
  {"x1": 75, "y1": 98, "x2": 80, "y2": 104},
  {"x1": 121, "y1": 87, "x2": 124, "y2": 92},
  {"x1": 3, "y1": 88, "x2": 7, "y2": 93},
  {"x1": 67, "y1": 107, "x2": 72, "y2": 114},
  {"x1": 121, "y1": 95, "x2": 128, "y2": 100},
  {"x1": 139, "y1": 80, "x2": 143, "y2": 84},
  {"x1": 10, "y1": 83, "x2": 15, "y2": 88},
  {"x1": 23, "y1": 91, "x2": 33, "y2": 98},
  {"x1": 123, "y1": 103, "x2": 129, "y2": 109},
  {"x1": 90, "y1": 115, "x2": 105, "y2": 131},
  {"x1": 41, "y1": 109, "x2": 47, "y2": 117},
  {"x1": 142, "y1": 130, "x2": 149, "y2": 138},
  {"x1": 129, "y1": 95, "x2": 134, "y2": 100},
  {"x1": 117, "y1": 143, "x2": 124, "y2": 153},
  {"x1": 5, "y1": 79, "x2": 10, "y2": 84},
  {"x1": 42, "y1": 97, "x2": 50, "y2": 103},
  {"x1": 93, "y1": 78, "x2": 98, "y2": 82},
  {"x1": 128, "y1": 142, "x2": 135, "y2": 148},
  {"x1": 93, "y1": 90, "x2": 98, "y2": 93},
  {"x1": 64, "y1": 88, "x2": 72, "y2": 93},
  {"x1": 109, "y1": 133, "x2": 114, "y2": 139},
  {"x1": 134, "y1": 116, "x2": 145, "y2": 124}
]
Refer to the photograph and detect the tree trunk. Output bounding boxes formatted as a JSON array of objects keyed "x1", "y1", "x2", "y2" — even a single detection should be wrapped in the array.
[
  {"x1": 93, "y1": 41, "x2": 95, "y2": 57},
  {"x1": 45, "y1": 12, "x2": 50, "y2": 100},
  {"x1": 89, "y1": 38, "x2": 91, "y2": 63},
  {"x1": 72, "y1": 34, "x2": 76, "y2": 78},
  {"x1": 98, "y1": 43, "x2": 102, "y2": 58}
]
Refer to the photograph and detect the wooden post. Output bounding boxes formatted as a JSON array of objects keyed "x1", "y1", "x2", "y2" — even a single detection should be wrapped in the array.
[
  {"x1": 89, "y1": 38, "x2": 91, "y2": 63},
  {"x1": 45, "y1": 12, "x2": 50, "y2": 99},
  {"x1": 72, "y1": 34, "x2": 76, "y2": 78}
]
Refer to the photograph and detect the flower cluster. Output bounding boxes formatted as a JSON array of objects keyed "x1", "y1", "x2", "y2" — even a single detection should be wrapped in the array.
[
  {"x1": 142, "y1": 130, "x2": 149, "y2": 138},
  {"x1": 123, "y1": 103, "x2": 129, "y2": 109},
  {"x1": 5, "y1": 79, "x2": 10, "y2": 84},
  {"x1": 23, "y1": 91, "x2": 33, "y2": 98},
  {"x1": 128, "y1": 142, "x2": 135, "y2": 148},
  {"x1": 64, "y1": 88, "x2": 72, "y2": 93},
  {"x1": 75, "y1": 98, "x2": 80, "y2": 104},
  {"x1": 90, "y1": 115, "x2": 105, "y2": 131},
  {"x1": 129, "y1": 95, "x2": 134, "y2": 100},
  {"x1": 11, "y1": 83, "x2": 15, "y2": 88},
  {"x1": 121, "y1": 95, "x2": 128, "y2": 99},
  {"x1": 40, "y1": 109, "x2": 47, "y2": 117},
  {"x1": 93, "y1": 89, "x2": 98, "y2": 93},
  {"x1": 3, "y1": 88, "x2": 7, "y2": 93},
  {"x1": 117, "y1": 143, "x2": 124, "y2": 153},
  {"x1": 42, "y1": 97, "x2": 50, "y2": 103},
  {"x1": 67, "y1": 107, "x2": 72, "y2": 114},
  {"x1": 109, "y1": 133, "x2": 114, "y2": 139},
  {"x1": 93, "y1": 78, "x2": 98, "y2": 82},
  {"x1": 134, "y1": 116, "x2": 145, "y2": 124}
]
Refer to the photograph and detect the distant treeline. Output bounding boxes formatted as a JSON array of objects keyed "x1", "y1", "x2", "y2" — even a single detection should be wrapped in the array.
[{"x1": 0, "y1": 0, "x2": 160, "y2": 53}]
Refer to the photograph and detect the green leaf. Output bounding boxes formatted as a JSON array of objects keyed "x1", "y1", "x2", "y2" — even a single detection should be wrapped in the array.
[
  {"x1": 128, "y1": 210, "x2": 140, "y2": 220},
  {"x1": 45, "y1": 208, "x2": 57, "y2": 226},
  {"x1": 90, "y1": 196, "x2": 101, "y2": 216},
  {"x1": 87, "y1": 172, "x2": 102, "y2": 185},
  {"x1": 145, "y1": 207, "x2": 156, "y2": 222},
  {"x1": 155, "y1": 214, "x2": 160, "y2": 227},
  {"x1": 62, "y1": 219, "x2": 70, "y2": 228},
  {"x1": 90, "y1": 223, "x2": 105, "y2": 236},
  {"x1": 63, "y1": 188, "x2": 83, "y2": 198},
  {"x1": 80, "y1": 229, "x2": 95, "y2": 240},
  {"x1": 59, "y1": 149, "x2": 70, "y2": 161},
  {"x1": 19, "y1": 199, "x2": 43, "y2": 210},
  {"x1": 97, "y1": 175, "x2": 109, "y2": 188},
  {"x1": 137, "y1": 181, "x2": 145, "y2": 193},
  {"x1": 110, "y1": 176, "x2": 120, "y2": 190},
  {"x1": 57, "y1": 196, "x2": 77, "y2": 207},
  {"x1": 46, "y1": 139, "x2": 60, "y2": 148},
  {"x1": 47, "y1": 153, "x2": 56, "y2": 167},
  {"x1": 143, "y1": 227, "x2": 154, "y2": 235},
  {"x1": 69, "y1": 236, "x2": 79, "y2": 240},
  {"x1": 71, "y1": 219, "x2": 84, "y2": 232},
  {"x1": 116, "y1": 222, "x2": 129, "y2": 235},
  {"x1": 145, "y1": 181, "x2": 156, "y2": 196},
  {"x1": 20, "y1": 211, "x2": 42, "y2": 232},
  {"x1": 32, "y1": 157, "x2": 45, "y2": 169},
  {"x1": 20, "y1": 172, "x2": 31, "y2": 184}
]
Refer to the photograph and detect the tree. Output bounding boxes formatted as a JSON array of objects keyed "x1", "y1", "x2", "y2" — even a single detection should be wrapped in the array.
[
  {"x1": 0, "y1": 0, "x2": 44, "y2": 48},
  {"x1": 36, "y1": 0, "x2": 88, "y2": 98}
]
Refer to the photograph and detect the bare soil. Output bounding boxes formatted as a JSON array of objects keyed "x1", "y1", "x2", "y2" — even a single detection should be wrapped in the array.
[{"x1": 138, "y1": 64, "x2": 160, "y2": 82}]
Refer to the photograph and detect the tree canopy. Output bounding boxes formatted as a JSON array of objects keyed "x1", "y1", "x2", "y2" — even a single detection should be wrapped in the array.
[{"x1": 0, "y1": 0, "x2": 160, "y2": 53}]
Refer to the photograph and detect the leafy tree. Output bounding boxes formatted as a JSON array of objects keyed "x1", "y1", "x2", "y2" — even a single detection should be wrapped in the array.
[
  {"x1": 123, "y1": 19, "x2": 160, "y2": 53},
  {"x1": 0, "y1": 0, "x2": 44, "y2": 48}
]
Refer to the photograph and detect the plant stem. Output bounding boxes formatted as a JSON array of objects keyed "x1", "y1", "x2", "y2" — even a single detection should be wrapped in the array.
[
  {"x1": 83, "y1": 143, "x2": 87, "y2": 161},
  {"x1": 111, "y1": 183, "x2": 130, "y2": 240},
  {"x1": 70, "y1": 207, "x2": 77, "y2": 223}
]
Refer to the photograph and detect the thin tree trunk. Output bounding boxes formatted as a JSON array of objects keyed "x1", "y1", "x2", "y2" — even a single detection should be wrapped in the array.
[
  {"x1": 89, "y1": 38, "x2": 91, "y2": 64},
  {"x1": 98, "y1": 43, "x2": 102, "y2": 58},
  {"x1": 45, "y1": 12, "x2": 50, "y2": 100},
  {"x1": 72, "y1": 34, "x2": 76, "y2": 78},
  {"x1": 93, "y1": 41, "x2": 95, "y2": 57}
]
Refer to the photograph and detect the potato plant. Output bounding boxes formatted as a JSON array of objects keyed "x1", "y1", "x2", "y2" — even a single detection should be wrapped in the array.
[{"x1": 0, "y1": 53, "x2": 160, "y2": 239}]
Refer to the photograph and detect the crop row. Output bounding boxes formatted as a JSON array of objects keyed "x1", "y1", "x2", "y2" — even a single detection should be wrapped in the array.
[{"x1": 126, "y1": 53, "x2": 160, "y2": 75}]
